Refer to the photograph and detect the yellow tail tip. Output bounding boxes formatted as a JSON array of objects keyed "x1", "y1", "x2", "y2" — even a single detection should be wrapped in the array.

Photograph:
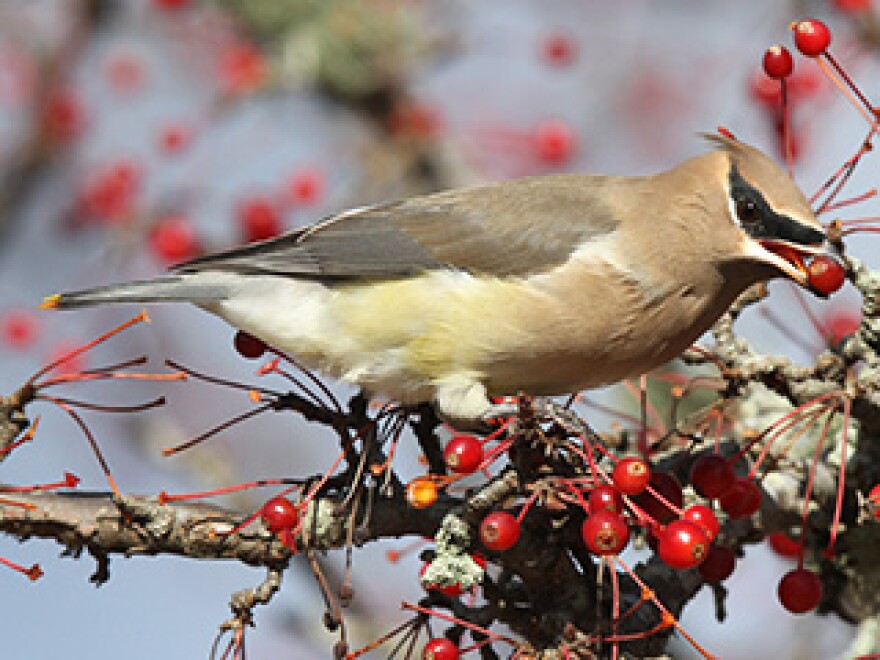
[{"x1": 40, "y1": 294, "x2": 62, "y2": 310}]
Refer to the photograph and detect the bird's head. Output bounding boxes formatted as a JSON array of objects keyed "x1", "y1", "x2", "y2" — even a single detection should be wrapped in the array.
[{"x1": 702, "y1": 134, "x2": 834, "y2": 296}]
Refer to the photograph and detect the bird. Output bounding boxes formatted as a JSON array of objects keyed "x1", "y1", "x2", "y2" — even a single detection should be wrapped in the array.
[{"x1": 42, "y1": 134, "x2": 831, "y2": 424}]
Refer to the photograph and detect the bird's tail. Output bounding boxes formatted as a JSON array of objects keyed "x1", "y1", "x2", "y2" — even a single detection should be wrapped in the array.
[{"x1": 41, "y1": 276, "x2": 231, "y2": 310}]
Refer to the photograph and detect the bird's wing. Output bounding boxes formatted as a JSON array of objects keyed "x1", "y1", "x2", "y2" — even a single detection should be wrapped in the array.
[{"x1": 175, "y1": 174, "x2": 624, "y2": 281}]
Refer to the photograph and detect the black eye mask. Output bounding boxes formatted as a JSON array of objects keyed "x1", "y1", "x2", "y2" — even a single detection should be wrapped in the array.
[{"x1": 728, "y1": 166, "x2": 825, "y2": 246}]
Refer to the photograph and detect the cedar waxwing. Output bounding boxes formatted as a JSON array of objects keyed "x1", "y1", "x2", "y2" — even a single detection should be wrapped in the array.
[{"x1": 43, "y1": 135, "x2": 831, "y2": 423}]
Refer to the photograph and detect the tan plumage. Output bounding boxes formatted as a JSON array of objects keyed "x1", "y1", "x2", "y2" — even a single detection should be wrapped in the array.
[{"x1": 44, "y1": 134, "x2": 830, "y2": 422}]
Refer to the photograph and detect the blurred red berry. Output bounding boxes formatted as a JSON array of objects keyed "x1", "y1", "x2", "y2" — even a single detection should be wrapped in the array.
[
  {"x1": 793, "y1": 19, "x2": 831, "y2": 58},
  {"x1": 822, "y1": 308, "x2": 860, "y2": 346},
  {"x1": 698, "y1": 543, "x2": 736, "y2": 582},
  {"x1": 532, "y1": 119, "x2": 576, "y2": 165},
  {"x1": 158, "y1": 123, "x2": 192, "y2": 155},
  {"x1": 238, "y1": 197, "x2": 281, "y2": 243},
  {"x1": 833, "y1": 0, "x2": 872, "y2": 12},
  {"x1": 689, "y1": 454, "x2": 735, "y2": 499},
  {"x1": 41, "y1": 89, "x2": 84, "y2": 143},
  {"x1": 778, "y1": 568, "x2": 822, "y2": 613},
  {"x1": 422, "y1": 638, "x2": 459, "y2": 660},
  {"x1": 763, "y1": 45, "x2": 793, "y2": 79},
  {"x1": 152, "y1": 0, "x2": 191, "y2": 9},
  {"x1": 657, "y1": 520, "x2": 709, "y2": 569},
  {"x1": 46, "y1": 342, "x2": 88, "y2": 376},
  {"x1": 581, "y1": 510, "x2": 630, "y2": 556},
  {"x1": 443, "y1": 434, "x2": 483, "y2": 474},
  {"x1": 1, "y1": 310, "x2": 40, "y2": 349},
  {"x1": 80, "y1": 160, "x2": 141, "y2": 224},
  {"x1": 218, "y1": 43, "x2": 268, "y2": 95},
  {"x1": 287, "y1": 169, "x2": 324, "y2": 206},
  {"x1": 612, "y1": 456, "x2": 651, "y2": 495},
  {"x1": 588, "y1": 484, "x2": 624, "y2": 514},
  {"x1": 718, "y1": 477, "x2": 762, "y2": 519},
  {"x1": 767, "y1": 531, "x2": 801, "y2": 558},
  {"x1": 479, "y1": 511, "x2": 520, "y2": 551},
  {"x1": 541, "y1": 32, "x2": 577, "y2": 66},
  {"x1": 388, "y1": 101, "x2": 443, "y2": 138},
  {"x1": 149, "y1": 215, "x2": 199, "y2": 264},
  {"x1": 105, "y1": 54, "x2": 146, "y2": 93},
  {"x1": 807, "y1": 256, "x2": 846, "y2": 295}
]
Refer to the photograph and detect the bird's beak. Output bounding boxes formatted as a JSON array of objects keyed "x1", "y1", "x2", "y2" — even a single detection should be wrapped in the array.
[{"x1": 752, "y1": 237, "x2": 838, "y2": 292}]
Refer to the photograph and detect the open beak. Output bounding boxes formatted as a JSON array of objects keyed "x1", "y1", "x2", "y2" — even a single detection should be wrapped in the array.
[{"x1": 754, "y1": 238, "x2": 838, "y2": 293}]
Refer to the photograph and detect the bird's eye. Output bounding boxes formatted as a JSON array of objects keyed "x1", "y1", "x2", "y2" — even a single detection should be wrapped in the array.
[{"x1": 735, "y1": 198, "x2": 760, "y2": 226}]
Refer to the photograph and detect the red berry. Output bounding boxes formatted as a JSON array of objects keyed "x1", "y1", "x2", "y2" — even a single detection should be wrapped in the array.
[
  {"x1": 479, "y1": 511, "x2": 520, "y2": 551},
  {"x1": 868, "y1": 484, "x2": 880, "y2": 521},
  {"x1": 238, "y1": 197, "x2": 281, "y2": 243},
  {"x1": 287, "y1": 169, "x2": 324, "y2": 206},
  {"x1": 612, "y1": 456, "x2": 651, "y2": 495},
  {"x1": 718, "y1": 477, "x2": 762, "y2": 519},
  {"x1": 532, "y1": 119, "x2": 576, "y2": 165},
  {"x1": 443, "y1": 434, "x2": 483, "y2": 474},
  {"x1": 807, "y1": 256, "x2": 846, "y2": 295},
  {"x1": 763, "y1": 45, "x2": 794, "y2": 80},
  {"x1": 767, "y1": 531, "x2": 802, "y2": 559},
  {"x1": 682, "y1": 505, "x2": 720, "y2": 541},
  {"x1": 698, "y1": 543, "x2": 736, "y2": 582},
  {"x1": 541, "y1": 32, "x2": 577, "y2": 66},
  {"x1": 689, "y1": 454, "x2": 736, "y2": 499},
  {"x1": 149, "y1": 215, "x2": 199, "y2": 263},
  {"x1": 234, "y1": 330, "x2": 267, "y2": 359},
  {"x1": 260, "y1": 497, "x2": 299, "y2": 533},
  {"x1": 657, "y1": 520, "x2": 710, "y2": 569},
  {"x1": 633, "y1": 471, "x2": 683, "y2": 524},
  {"x1": 420, "y1": 562, "x2": 463, "y2": 597},
  {"x1": 793, "y1": 19, "x2": 832, "y2": 58},
  {"x1": 581, "y1": 510, "x2": 630, "y2": 556},
  {"x1": 778, "y1": 568, "x2": 822, "y2": 614},
  {"x1": 588, "y1": 484, "x2": 624, "y2": 514},
  {"x1": 422, "y1": 638, "x2": 459, "y2": 660}
]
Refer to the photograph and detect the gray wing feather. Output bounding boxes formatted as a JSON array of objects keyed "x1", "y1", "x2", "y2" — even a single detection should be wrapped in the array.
[{"x1": 174, "y1": 174, "x2": 623, "y2": 281}]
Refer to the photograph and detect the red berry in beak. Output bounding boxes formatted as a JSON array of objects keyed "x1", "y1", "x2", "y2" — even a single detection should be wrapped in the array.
[{"x1": 807, "y1": 256, "x2": 846, "y2": 295}]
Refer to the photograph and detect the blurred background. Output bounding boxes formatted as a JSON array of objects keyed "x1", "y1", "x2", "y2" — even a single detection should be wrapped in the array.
[{"x1": 0, "y1": 0, "x2": 876, "y2": 658}]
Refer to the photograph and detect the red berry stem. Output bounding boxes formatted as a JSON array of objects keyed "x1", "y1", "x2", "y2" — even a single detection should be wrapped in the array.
[
  {"x1": 820, "y1": 187, "x2": 877, "y2": 214},
  {"x1": 515, "y1": 490, "x2": 540, "y2": 524},
  {"x1": 797, "y1": 409, "x2": 837, "y2": 566},
  {"x1": 158, "y1": 478, "x2": 301, "y2": 503},
  {"x1": 826, "y1": 396, "x2": 851, "y2": 556},
  {"x1": 810, "y1": 138, "x2": 872, "y2": 205},
  {"x1": 781, "y1": 78, "x2": 793, "y2": 176},
  {"x1": 400, "y1": 601, "x2": 517, "y2": 646},
  {"x1": 823, "y1": 51, "x2": 877, "y2": 120},
  {"x1": 815, "y1": 56, "x2": 878, "y2": 132}
]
